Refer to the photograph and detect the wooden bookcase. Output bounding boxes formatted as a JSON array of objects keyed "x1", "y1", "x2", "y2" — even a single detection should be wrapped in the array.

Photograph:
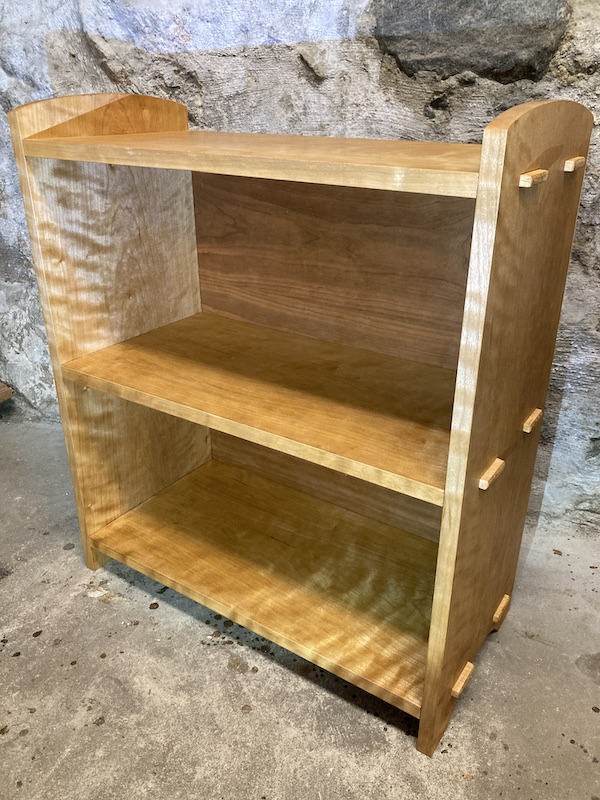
[{"x1": 9, "y1": 94, "x2": 592, "y2": 755}]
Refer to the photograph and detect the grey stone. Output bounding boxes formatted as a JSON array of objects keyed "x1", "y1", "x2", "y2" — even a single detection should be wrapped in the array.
[
  {"x1": 370, "y1": 0, "x2": 570, "y2": 81},
  {"x1": 367, "y1": 0, "x2": 570, "y2": 33}
]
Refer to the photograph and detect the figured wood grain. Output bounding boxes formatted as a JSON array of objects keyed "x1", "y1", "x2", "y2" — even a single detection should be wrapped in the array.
[
  {"x1": 23, "y1": 130, "x2": 482, "y2": 197},
  {"x1": 64, "y1": 384, "x2": 209, "y2": 534},
  {"x1": 91, "y1": 459, "x2": 438, "y2": 717},
  {"x1": 418, "y1": 99, "x2": 593, "y2": 756},
  {"x1": 195, "y1": 174, "x2": 473, "y2": 369},
  {"x1": 8, "y1": 95, "x2": 208, "y2": 564},
  {"x1": 11, "y1": 92, "x2": 592, "y2": 757},
  {"x1": 23, "y1": 157, "x2": 202, "y2": 364},
  {"x1": 62, "y1": 313, "x2": 456, "y2": 505},
  {"x1": 211, "y1": 432, "x2": 442, "y2": 542}
]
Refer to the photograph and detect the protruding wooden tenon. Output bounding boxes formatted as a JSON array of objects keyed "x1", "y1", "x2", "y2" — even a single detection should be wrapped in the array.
[
  {"x1": 522, "y1": 408, "x2": 543, "y2": 434},
  {"x1": 492, "y1": 593, "x2": 511, "y2": 630},
  {"x1": 519, "y1": 168, "x2": 549, "y2": 188},
  {"x1": 451, "y1": 662, "x2": 475, "y2": 699},
  {"x1": 478, "y1": 457, "x2": 505, "y2": 490},
  {"x1": 564, "y1": 156, "x2": 586, "y2": 172}
]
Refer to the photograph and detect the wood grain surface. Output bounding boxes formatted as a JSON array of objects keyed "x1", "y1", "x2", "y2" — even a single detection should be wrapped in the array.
[
  {"x1": 64, "y1": 384, "x2": 209, "y2": 535},
  {"x1": 195, "y1": 174, "x2": 474, "y2": 369},
  {"x1": 62, "y1": 312, "x2": 456, "y2": 505},
  {"x1": 23, "y1": 129, "x2": 482, "y2": 197},
  {"x1": 418, "y1": 99, "x2": 593, "y2": 755},
  {"x1": 211, "y1": 432, "x2": 442, "y2": 542},
  {"x1": 11, "y1": 93, "x2": 592, "y2": 756},
  {"x1": 8, "y1": 94, "x2": 208, "y2": 565},
  {"x1": 91, "y1": 458, "x2": 438, "y2": 717}
]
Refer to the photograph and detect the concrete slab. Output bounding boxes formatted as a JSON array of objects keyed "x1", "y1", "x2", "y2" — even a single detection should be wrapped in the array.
[{"x1": 1, "y1": 421, "x2": 598, "y2": 799}]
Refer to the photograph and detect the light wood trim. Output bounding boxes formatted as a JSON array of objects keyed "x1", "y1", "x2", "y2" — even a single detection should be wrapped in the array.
[
  {"x1": 23, "y1": 130, "x2": 482, "y2": 198},
  {"x1": 519, "y1": 168, "x2": 549, "y2": 188},
  {"x1": 564, "y1": 156, "x2": 586, "y2": 172},
  {"x1": 62, "y1": 313, "x2": 455, "y2": 506},
  {"x1": 522, "y1": 408, "x2": 543, "y2": 434},
  {"x1": 91, "y1": 459, "x2": 438, "y2": 718},
  {"x1": 492, "y1": 593, "x2": 511, "y2": 629},
  {"x1": 478, "y1": 457, "x2": 505, "y2": 490},
  {"x1": 0, "y1": 382, "x2": 12, "y2": 403},
  {"x1": 23, "y1": 94, "x2": 188, "y2": 139},
  {"x1": 451, "y1": 662, "x2": 474, "y2": 699},
  {"x1": 418, "y1": 99, "x2": 593, "y2": 757}
]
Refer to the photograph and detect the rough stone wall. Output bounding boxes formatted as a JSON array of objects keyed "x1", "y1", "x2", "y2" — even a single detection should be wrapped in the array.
[{"x1": 0, "y1": 1, "x2": 598, "y2": 519}]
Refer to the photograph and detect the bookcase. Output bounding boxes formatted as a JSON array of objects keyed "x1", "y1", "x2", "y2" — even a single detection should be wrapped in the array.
[{"x1": 9, "y1": 93, "x2": 592, "y2": 755}]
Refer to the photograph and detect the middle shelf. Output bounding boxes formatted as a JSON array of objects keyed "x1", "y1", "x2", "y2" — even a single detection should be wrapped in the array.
[{"x1": 62, "y1": 312, "x2": 455, "y2": 505}]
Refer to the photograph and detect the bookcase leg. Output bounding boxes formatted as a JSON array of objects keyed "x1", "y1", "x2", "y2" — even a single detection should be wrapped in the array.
[
  {"x1": 416, "y1": 702, "x2": 454, "y2": 757},
  {"x1": 84, "y1": 544, "x2": 111, "y2": 571}
]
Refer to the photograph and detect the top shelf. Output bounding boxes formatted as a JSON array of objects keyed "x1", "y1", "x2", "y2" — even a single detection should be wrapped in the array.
[{"x1": 23, "y1": 130, "x2": 482, "y2": 197}]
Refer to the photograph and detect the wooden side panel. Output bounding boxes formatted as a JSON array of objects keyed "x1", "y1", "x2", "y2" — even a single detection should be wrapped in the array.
[
  {"x1": 65, "y1": 385, "x2": 208, "y2": 535},
  {"x1": 8, "y1": 94, "x2": 208, "y2": 566},
  {"x1": 418, "y1": 100, "x2": 593, "y2": 755},
  {"x1": 195, "y1": 174, "x2": 474, "y2": 370},
  {"x1": 211, "y1": 432, "x2": 442, "y2": 542},
  {"x1": 24, "y1": 157, "x2": 200, "y2": 363}
]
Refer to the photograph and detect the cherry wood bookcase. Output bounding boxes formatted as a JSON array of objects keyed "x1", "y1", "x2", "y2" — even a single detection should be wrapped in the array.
[{"x1": 9, "y1": 94, "x2": 592, "y2": 755}]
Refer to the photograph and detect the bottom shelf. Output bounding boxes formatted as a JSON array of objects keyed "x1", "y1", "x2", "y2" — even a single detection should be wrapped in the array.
[{"x1": 91, "y1": 458, "x2": 437, "y2": 717}]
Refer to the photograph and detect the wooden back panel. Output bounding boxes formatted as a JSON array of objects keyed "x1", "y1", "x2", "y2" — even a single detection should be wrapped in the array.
[
  {"x1": 8, "y1": 94, "x2": 209, "y2": 559},
  {"x1": 418, "y1": 99, "x2": 593, "y2": 754},
  {"x1": 195, "y1": 174, "x2": 475, "y2": 370},
  {"x1": 211, "y1": 431, "x2": 442, "y2": 542}
]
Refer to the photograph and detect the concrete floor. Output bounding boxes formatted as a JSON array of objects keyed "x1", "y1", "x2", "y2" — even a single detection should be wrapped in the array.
[{"x1": 1, "y1": 417, "x2": 599, "y2": 800}]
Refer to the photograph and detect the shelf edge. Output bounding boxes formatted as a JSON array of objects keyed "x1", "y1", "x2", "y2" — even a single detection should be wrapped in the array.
[
  {"x1": 23, "y1": 138, "x2": 480, "y2": 198},
  {"x1": 63, "y1": 365, "x2": 445, "y2": 507}
]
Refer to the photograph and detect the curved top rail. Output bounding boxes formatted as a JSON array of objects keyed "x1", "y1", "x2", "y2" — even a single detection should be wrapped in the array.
[{"x1": 8, "y1": 93, "x2": 188, "y2": 140}]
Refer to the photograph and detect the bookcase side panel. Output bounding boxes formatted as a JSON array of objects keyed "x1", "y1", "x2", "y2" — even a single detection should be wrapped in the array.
[
  {"x1": 25, "y1": 158, "x2": 201, "y2": 363},
  {"x1": 195, "y1": 174, "x2": 474, "y2": 370},
  {"x1": 64, "y1": 384, "x2": 209, "y2": 537},
  {"x1": 419, "y1": 99, "x2": 594, "y2": 755},
  {"x1": 8, "y1": 95, "x2": 209, "y2": 566}
]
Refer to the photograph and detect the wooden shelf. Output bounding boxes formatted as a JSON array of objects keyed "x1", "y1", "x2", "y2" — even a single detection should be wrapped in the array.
[
  {"x1": 90, "y1": 458, "x2": 437, "y2": 717},
  {"x1": 62, "y1": 313, "x2": 455, "y2": 505},
  {"x1": 23, "y1": 130, "x2": 481, "y2": 197}
]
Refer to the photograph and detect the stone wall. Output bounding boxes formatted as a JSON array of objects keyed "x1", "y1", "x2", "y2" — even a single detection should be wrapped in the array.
[{"x1": 1, "y1": 0, "x2": 598, "y2": 518}]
